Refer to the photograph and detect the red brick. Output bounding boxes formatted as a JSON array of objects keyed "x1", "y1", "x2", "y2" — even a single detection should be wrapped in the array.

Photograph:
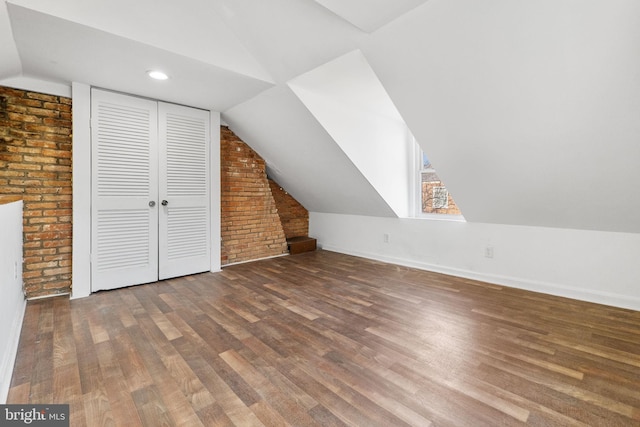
[
  {"x1": 25, "y1": 248, "x2": 57, "y2": 256},
  {"x1": 28, "y1": 217, "x2": 58, "y2": 224},
  {"x1": 26, "y1": 261, "x2": 59, "y2": 270},
  {"x1": 23, "y1": 155, "x2": 57, "y2": 164},
  {"x1": 26, "y1": 92, "x2": 57, "y2": 102},
  {"x1": 3, "y1": 87, "x2": 304, "y2": 297},
  {"x1": 0, "y1": 153, "x2": 24, "y2": 162},
  {"x1": 26, "y1": 140, "x2": 58, "y2": 149},
  {"x1": 221, "y1": 126, "x2": 288, "y2": 265},
  {"x1": 8, "y1": 162, "x2": 41, "y2": 170},
  {"x1": 1, "y1": 86, "x2": 72, "y2": 298},
  {"x1": 26, "y1": 107, "x2": 59, "y2": 118},
  {"x1": 7, "y1": 112, "x2": 40, "y2": 123},
  {"x1": 0, "y1": 170, "x2": 24, "y2": 177},
  {"x1": 22, "y1": 271, "x2": 43, "y2": 279},
  {"x1": 43, "y1": 267, "x2": 71, "y2": 276}
]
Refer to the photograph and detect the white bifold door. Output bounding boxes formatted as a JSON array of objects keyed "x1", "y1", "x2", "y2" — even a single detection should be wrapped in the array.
[{"x1": 91, "y1": 89, "x2": 211, "y2": 292}]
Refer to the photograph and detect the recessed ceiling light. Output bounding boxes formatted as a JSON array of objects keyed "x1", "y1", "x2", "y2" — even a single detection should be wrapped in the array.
[{"x1": 147, "y1": 70, "x2": 169, "y2": 80}]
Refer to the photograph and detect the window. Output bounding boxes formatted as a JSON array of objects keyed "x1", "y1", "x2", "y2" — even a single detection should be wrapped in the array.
[{"x1": 416, "y1": 148, "x2": 463, "y2": 217}]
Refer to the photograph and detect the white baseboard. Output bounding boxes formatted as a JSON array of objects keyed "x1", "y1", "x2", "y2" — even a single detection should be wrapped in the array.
[
  {"x1": 0, "y1": 298, "x2": 27, "y2": 404},
  {"x1": 321, "y1": 245, "x2": 640, "y2": 312},
  {"x1": 222, "y1": 253, "x2": 289, "y2": 267},
  {"x1": 28, "y1": 292, "x2": 70, "y2": 301}
]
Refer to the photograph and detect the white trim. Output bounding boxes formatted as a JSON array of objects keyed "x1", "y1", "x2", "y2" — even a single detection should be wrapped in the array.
[
  {"x1": 222, "y1": 253, "x2": 289, "y2": 267},
  {"x1": 27, "y1": 293, "x2": 71, "y2": 301},
  {"x1": 0, "y1": 76, "x2": 71, "y2": 98},
  {"x1": 407, "y1": 138, "x2": 418, "y2": 216},
  {"x1": 320, "y1": 245, "x2": 640, "y2": 312},
  {"x1": 0, "y1": 199, "x2": 25, "y2": 403},
  {"x1": 210, "y1": 110, "x2": 222, "y2": 272},
  {"x1": 414, "y1": 212, "x2": 466, "y2": 221},
  {"x1": 71, "y1": 82, "x2": 92, "y2": 299},
  {"x1": 0, "y1": 298, "x2": 26, "y2": 403}
]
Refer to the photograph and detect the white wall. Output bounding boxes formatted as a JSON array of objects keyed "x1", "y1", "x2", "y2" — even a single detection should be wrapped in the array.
[
  {"x1": 0, "y1": 0, "x2": 21, "y2": 80},
  {"x1": 310, "y1": 212, "x2": 640, "y2": 311},
  {"x1": 71, "y1": 82, "x2": 91, "y2": 299},
  {"x1": 224, "y1": 86, "x2": 396, "y2": 218},
  {"x1": 0, "y1": 200, "x2": 26, "y2": 403},
  {"x1": 362, "y1": 0, "x2": 640, "y2": 234},
  {"x1": 288, "y1": 50, "x2": 412, "y2": 217}
]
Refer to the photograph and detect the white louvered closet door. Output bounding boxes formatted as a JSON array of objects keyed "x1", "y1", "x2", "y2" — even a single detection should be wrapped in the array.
[
  {"x1": 91, "y1": 89, "x2": 159, "y2": 291},
  {"x1": 158, "y1": 102, "x2": 211, "y2": 280}
]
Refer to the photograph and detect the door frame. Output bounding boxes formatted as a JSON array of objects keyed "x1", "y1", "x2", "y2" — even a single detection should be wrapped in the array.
[{"x1": 71, "y1": 83, "x2": 221, "y2": 299}]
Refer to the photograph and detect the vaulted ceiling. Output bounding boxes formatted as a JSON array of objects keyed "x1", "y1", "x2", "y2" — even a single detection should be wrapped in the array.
[{"x1": 2, "y1": 0, "x2": 640, "y2": 233}]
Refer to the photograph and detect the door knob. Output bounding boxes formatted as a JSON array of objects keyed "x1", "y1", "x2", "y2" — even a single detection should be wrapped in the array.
[
  {"x1": 161, "y1": 200, "x2": 168, "y2": 206},
  {"x1": 149, "y1": 201, "x2": 156, "y2": 207}
]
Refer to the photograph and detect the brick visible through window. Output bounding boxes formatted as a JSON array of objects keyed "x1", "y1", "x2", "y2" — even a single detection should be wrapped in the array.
[
  {"x1": 419, "y1": 149, "x2": 462, "y2": 216},
  {"x1": 432, "y1": 187, "x2": 448, "y2": 209}
]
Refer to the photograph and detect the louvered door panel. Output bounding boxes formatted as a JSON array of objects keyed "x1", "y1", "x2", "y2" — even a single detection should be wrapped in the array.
[
  {"x1": 91, "y1": 89, "x2": 159, "y2": 291},
  {"x1": 158, "y1": 102, "x2": 211, "y2": 279}
]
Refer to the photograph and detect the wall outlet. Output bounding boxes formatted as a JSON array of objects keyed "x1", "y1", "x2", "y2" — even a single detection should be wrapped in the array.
[
  {"x1": 14, "y1": 261, "x2": 18, "y2": 279},
  {"x1": 484, "y1": 246, "x2": 494, "y2": 259},
  {"x1": 383, "y1": 233, "x2": 390, "y2": 244}
]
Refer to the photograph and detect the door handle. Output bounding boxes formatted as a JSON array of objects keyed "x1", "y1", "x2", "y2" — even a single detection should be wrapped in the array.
[
  {"x1": 161, "y1": 200, "x2": 168, "y2": 206},
  {"x1": 149, "y1": 201, "x2": 156, "y2": 207}
]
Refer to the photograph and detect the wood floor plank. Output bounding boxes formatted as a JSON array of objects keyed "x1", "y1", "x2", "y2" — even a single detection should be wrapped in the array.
[
  {"x1": 52, "y1": 363, "x2": 82, "y2": 403},
  {"x1": 8, "y1": 302, "x2": 41, "y2": 391},
  {"x1": 7, "y1": 250, "x2": 640, "y2": 426},
  {"x1": 127, "y1": 319, "x2": 207, "y2": 426},
  {"x1": 150, "y1": 312, "x2": 183, "y2": 341},
  {"x1": 220, "y1": 349, "x2": 320, "y2": 426},
  {"x1": 6, "y1": 382, "x2": 30, "y2": 403},
  {"x1": 68, "y1": 394, "x2": 88, "y2": 427},
  {"x1": 195, "y1": 403, "x2": 235, "y2": 427},
  {"x1": 250, "y1": 400, "x2": 290, "y2": 427},
  {"x1": 83, "y1": 387, "x2": 116, "y2": 427},
  {"x1": 110, "y1": 328, "x2": 155, "y2": 393},
  {"x1": 94, "y1": 340, "x2": 144, "y2": 427},
  {"x1": 131, "y1": 385, "x2": 175, "y2": 427},
  {"x1": 240, "y1": 337, "x2": 318, "y2": 410}
]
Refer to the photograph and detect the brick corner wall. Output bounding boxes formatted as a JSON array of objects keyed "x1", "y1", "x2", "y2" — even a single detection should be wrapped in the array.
[
  {"x1": 220, "y1": 126, "x2": 288, "y2": 265},
  {"x1": 269, "y1": 179, "x2": 308, "y2": 239},
  {"x1": 0, "y1": 88, "x2": 304, "y2": 295},
  {"x1": 0, "y1": 86, "x2": 72, "y2": 298}
]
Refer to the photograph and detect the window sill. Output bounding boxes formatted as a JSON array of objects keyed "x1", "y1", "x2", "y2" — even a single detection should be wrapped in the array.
[{"x1": 410, "y1": 213, "x2": 466, "y2": 222}]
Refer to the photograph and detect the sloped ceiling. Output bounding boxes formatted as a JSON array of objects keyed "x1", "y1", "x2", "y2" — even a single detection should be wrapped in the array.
[
  {"x1": 312, "y1": 0, "x2": 429, "y2": 33},
  {"x1": 2, "y1": 0, "x2": 640, "y2": 233},
  {"x1": 288, "y1": 50, "x2": 412, "y2": 217},
  {"x1": 360, "y1": 0, "x2": 640, "y2": 233},
  {"x1": 223, "y1": 86, "x2": 396, "y2": 217},
  {"x1": 7, "y1": 5, "x2": 273, "y2": 111}
]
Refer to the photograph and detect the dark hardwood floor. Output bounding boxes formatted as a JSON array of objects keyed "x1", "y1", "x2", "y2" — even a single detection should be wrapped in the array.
[{"x1": 8, "y1": 250, "x2": 640, "y2": 426}]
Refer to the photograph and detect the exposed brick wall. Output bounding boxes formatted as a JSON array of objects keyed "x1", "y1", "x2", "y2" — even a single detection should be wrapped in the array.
[
  {"x1": 269, "y1": 179, "x2": 308, "y2": 239},
  {"x1": 221, "y1": 126, "x2": 288, "y2": 265},
  {"x1": 0, "y1": 86, "x2": 72, "y2": 298},
  {"x1": 1, "y1": 87, "x2": 299, "y2": 295}
]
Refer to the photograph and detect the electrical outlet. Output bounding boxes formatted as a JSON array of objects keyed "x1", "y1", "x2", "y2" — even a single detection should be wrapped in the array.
[
  {"x1": 383, "y1": 233, "x2": 390, "y2": 244},
  {"x1": 484, "y1": 246, "x2": 494, "y2": 259},
  {"x1": 14, "y1": 261, "x2": 18, "y2": 279}
]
